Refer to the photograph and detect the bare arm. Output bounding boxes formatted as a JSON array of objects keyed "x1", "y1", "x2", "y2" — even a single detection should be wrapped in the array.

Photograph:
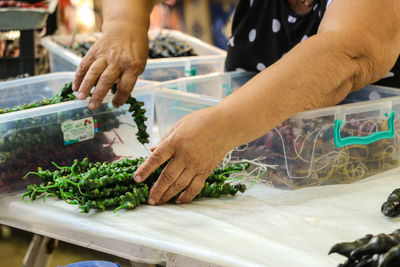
[
  {"x1": 216, "y1": 0, "x2": 400, "y2": 148},
  {"x1": 73, "y1": 0, "x2": 160, "y2": 109},
  {"x1": 134, "y1": 0, "x2": 400, "y2": 205}
]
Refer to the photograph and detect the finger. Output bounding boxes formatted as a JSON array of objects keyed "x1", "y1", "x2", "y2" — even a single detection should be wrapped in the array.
[
  {"x1": 147, "y1": 159, "x2": 185, "y2": 205},
  {"x1": 157, "y1": 169, "x2": 194, "y2": 205},
  {"x1": 134, "y1": 143, "x2": 174, "y2": 183},
  {"x1": 88, "y1": 65, "x2": 121, "y2": 110},
  {"x1": 77, "y1": 58, "x2": 107, "y2": 100},
  {"x1": 73, "y1": 52, "x2": 96, "y2": 91},
  {"x1": 112, "y1": 71, "x2": 138, "y2": 108},
  {"x1": 175, "y1": 175, "x2": 207, "y2": 204}
]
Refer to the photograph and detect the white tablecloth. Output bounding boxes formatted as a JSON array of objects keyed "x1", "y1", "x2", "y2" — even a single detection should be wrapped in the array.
[{"x1": 1, "y1": 167, "x2": 400, "y2": 267}]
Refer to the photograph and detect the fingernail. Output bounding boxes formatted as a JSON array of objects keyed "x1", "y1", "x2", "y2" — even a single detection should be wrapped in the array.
[
  {"x1": 148, "y1": 198, "x2": 156, "y2": 205},
  {"x1": 175, "y1": 200, "x2": 182, "y2": 204},
  {"x1": 72, "y1": 84, "x2": 77, "y2": 91},
  {"x1": 88, "y1": 102, "x2": 96, "y2": 110},
  {"x1": 134, "y1": 175, "x2": 142, "y2": 182},
  {"x1": 78, "y1": 92, "x2": 84, "y2": 99}
]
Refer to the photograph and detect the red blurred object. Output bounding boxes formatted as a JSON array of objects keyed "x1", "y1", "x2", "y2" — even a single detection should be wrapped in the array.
[
  {"x1": 0, "y1": 0, "x2": 48, "y2": 8},
  {"x1": 150, "y1": 2, "x2": 183, "y2": 31}
]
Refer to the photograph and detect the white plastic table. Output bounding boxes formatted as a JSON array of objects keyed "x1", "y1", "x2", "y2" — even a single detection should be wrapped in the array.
[{"x1": 1, "y1": 167, "x2": 400, "y2": 267}]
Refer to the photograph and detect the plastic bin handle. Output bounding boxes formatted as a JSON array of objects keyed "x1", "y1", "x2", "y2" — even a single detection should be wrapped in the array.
[{"x1": 334, "y1": 111, "x2": 395, "y2": 148}]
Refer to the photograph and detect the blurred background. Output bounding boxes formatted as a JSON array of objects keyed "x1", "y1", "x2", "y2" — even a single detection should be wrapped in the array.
[{"x1": 60, "y1": 0, "x2": 238, "y2": 50}]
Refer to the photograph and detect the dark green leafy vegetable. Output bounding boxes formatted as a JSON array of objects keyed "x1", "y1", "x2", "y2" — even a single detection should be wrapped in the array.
[{"x1": 22, "y1": 157, "x2": 249, "y2": 213}]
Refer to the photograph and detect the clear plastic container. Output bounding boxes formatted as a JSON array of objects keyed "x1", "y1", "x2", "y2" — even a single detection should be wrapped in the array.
[
  {"x1": 0, "y1": 72, "x2": 156, "y2": 194},
  {"x1": 160, "y1": 71, "x2": 256, "y2": 98},
  {"x1": 40, "y1": 28, "x2": 227, "y2": 82},
  {"x1": 154, "y1": 82, "x2": 400, "y2": 189}
]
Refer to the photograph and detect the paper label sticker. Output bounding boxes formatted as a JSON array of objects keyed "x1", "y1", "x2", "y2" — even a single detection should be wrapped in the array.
[{"x1": 61, "y1": 117, "x2": 98, "y2": 145}]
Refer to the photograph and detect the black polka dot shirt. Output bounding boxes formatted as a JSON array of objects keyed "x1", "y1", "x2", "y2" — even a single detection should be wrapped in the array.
[{"x1": 225, "y1": 0, "x2": 400, "y2": 87}]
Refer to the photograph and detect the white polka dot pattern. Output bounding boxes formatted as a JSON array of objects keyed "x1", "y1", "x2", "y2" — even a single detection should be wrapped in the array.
[
  {"x1": 256, "y1": 63, "x2": 266, "y2": 71},
  {"x1": 369, "y1": 91, "x2": 381, "y2": 100},
  {"x1": 288, "y1": 15, "x2": 297, "y2": 23},
  {"x1": 249, "y1": 29, "x2": 257, "y2": 42},
  {"x1": 236, "y1": 68, "x2": 247, "y2": 72},
  {"x1": 313, "y1": 3, "x2": 319, "y2": 11},
  {"x1": 228, "y1": 36, "x2": 235, "y2": 47},
  {"x1": 301, "y1": 35, "x2": 308, "y2": 42},
  {"x1": 250, "y1": 0, "x2": 254, "y2": 7},
  {"x1": 272, "y1": 19, "x2": 281, "y2": 33}
]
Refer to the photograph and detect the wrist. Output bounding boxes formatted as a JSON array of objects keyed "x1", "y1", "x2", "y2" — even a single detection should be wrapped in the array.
[
  {"x1": 101, "y1": 0, "x2": 153, "y2": 34},
  {"x1": 102, "y1": 20, "x2": 149, "y2": 36},
  {"x1": 208, "y1": 104, "x2": 242, "y2": 150}
]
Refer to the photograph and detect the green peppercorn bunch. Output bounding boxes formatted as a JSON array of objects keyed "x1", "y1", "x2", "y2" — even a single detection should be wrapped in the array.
[
  {"x1": 0, "y1": 82, "x2": 75, "y2": 114},
  {"x1": 110, "y1": 83, "x2": 149, "y2": 144},
  {"x1": 329, "y1": 229, "x2": 400, "y2": 267},
  {"x1": 22, "y1": 158, "x2": 249, "y2": 213}
]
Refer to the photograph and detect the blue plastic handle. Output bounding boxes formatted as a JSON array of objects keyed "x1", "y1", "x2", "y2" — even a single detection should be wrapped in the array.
[{"x1": 333, "y1": 111, "x2": 395, "y2": 148}]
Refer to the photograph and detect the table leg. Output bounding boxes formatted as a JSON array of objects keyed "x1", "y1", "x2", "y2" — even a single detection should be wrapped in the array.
[{"x1": 22, "y1": 234, "x2": 58, "y2": 267}]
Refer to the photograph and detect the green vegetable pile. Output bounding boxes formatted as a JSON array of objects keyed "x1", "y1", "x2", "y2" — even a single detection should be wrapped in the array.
[
  {"x1": 22, "y1": 157, "x2": 249, "y2": 213},
  {"x1": 0, "y1": 82, "x2": 76, "y2": 114}
]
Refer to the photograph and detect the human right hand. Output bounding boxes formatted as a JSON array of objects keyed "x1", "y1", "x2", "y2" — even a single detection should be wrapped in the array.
[
  {"x1": 72, "y1": 22, "x2": 149, "y2": 110},
  {"x1": 134, "y1": 106, "x2": 236, "y2": 205}
]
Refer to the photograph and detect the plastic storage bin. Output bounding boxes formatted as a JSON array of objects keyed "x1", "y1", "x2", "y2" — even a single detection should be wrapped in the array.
[
  {"x1": 160, "y1": 71, "x2": 256, "y2": 98},
  {"x1": 40, "y1": 28, "x2": 226, "y2": 82},
  {"x1": 155, "y1": 83, "x2": 400, "y2": 189},
  {"x1": 0, "y1": 72, "x2": 156, "y2": 194}
]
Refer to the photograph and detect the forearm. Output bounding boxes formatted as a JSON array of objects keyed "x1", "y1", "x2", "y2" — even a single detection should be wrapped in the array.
[
  {"x1": 101, "y1": 0, "x2": 157, "y2": 34},
  {"x1": 216, "y1": 31, "x2": 397, "y2": 149}
]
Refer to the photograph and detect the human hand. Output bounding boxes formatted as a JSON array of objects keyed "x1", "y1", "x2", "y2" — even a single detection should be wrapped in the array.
[
  {"x1": 134, "y1": 107, "x2": 234, "y2": 205},
  {"x1": 72, "y1": 22, "x2": 149, "y2": 110}
]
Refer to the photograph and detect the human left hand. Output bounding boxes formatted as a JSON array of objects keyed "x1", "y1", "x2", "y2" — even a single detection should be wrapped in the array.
[{"x1": 134, "y1": 106, "x2": 234, "y2": 205}]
